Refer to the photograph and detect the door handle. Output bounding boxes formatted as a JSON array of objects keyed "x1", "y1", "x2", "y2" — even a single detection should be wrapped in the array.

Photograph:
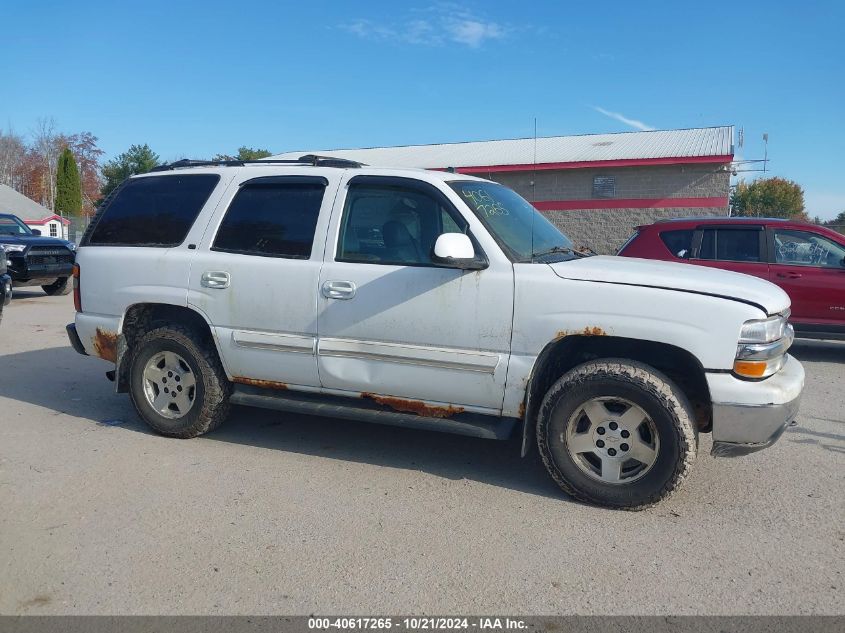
[
  {"x1": 321, "y1": 280, "x2": 357, "y2": 300},
  {"x1": 776, "y1": 272, "x2": 802, "y2": 279},
  {"x1": 201, "y1": 271, "x2": 230, "y2": 289}
]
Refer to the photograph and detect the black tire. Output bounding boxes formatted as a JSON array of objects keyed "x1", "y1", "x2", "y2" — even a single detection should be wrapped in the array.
[
  {"x1": 536, "y1": 359, "x2": 697, "y2": 510},
  {"x1": 128, "y1": 324, "x2": 231, "y2": 438},
  {"x1": 42, "y1": 277, "x2": 72, "y2": 296}
]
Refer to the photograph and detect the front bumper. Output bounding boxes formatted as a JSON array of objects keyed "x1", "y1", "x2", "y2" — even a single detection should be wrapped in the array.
[{"x1": 708, "y1": 355, "x2": 804, "y2": 457}]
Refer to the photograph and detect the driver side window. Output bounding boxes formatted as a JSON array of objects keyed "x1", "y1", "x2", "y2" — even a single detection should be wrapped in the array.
[{"x1": 337, "y1": 183, "x2": 467, "y2": 266}]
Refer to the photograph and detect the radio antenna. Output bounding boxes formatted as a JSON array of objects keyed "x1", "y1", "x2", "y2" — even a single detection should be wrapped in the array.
[{"x1": 530, "y1": 117, "x2": 537, "y2": 261}]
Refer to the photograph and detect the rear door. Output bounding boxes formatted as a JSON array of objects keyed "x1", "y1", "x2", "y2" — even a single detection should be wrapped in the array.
[
  {"x1": 188, "y1": 172, "x2": 340, "y2": 388},
  {"x1": 767, "y1": 227, "x2": 845, "y2": 324},
  {"x1": 688, "y1": 224, "x2": 769, "y2": 281}
]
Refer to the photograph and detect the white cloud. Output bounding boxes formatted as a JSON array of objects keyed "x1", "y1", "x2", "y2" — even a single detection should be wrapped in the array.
[
  {"x1": 592, "y1": 106, "x2": 655, "y2": 132},
  {"x1": 339, "y1": 5, "x2": 508, "y2": 48},
  {"x1": 444, "y1": 17, "x2": 504, "y2": 47}
]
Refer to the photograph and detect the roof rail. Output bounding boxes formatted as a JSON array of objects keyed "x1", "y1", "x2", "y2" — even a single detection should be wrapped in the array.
[{"x1": 150, "y1": 155, "x2": 364, "y2": 172}]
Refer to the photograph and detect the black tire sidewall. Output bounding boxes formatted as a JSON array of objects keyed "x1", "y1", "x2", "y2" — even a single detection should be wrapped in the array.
[
  {"x1": 42, "y1": 277, "x2": 71, "y2": 295},
  {"x1": 129, "y1": 335, "x2": 208, "y2": 436},
  {"x1": 539, "y1": 367, "x2": 690, "y2": 508}
]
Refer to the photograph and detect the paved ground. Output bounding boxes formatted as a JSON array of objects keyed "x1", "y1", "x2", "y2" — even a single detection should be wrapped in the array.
[{"x1": 0, "y1": 291, "x2": 842, "y2": 616}]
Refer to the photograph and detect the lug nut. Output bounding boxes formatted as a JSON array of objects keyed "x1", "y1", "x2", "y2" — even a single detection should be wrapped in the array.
[
  {"x1": 621, "y1": 429, "x2": 630, "y2": 438},
  {"x1": 596, "y1": 440, "x2": 605, "y2": 448},
  {"x1": 620, "y1": 443, "x2": 629, "y2": 451},
  {"x1": 597, "y1": 427, "x2": 605, "y2": 435},
  {"x1": 609, "y1": 422, "x2": 618, "y2": 431},
  {"x1": 164, "y1": 388, "x2": 169, "y2": 393},
  {"x1": 607, "y1": 448, "x2": 617, "y2": 456},
  {"x1": 168, "y1": 371, "x2": 173, "y2": 377}
]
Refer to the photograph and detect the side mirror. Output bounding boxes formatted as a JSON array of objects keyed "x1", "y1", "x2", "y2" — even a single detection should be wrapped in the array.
[
  {"x1": 432, "y1": 233, "x2": 486, "y2": 270},
  {"x1": 31, "y1": 229, "x2": 41, "y2": 236}
]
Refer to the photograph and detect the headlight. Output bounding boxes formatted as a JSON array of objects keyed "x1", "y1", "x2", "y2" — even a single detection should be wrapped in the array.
[
  {"x1": 0, "y1": 244, "x2": 25, "y2": 254},
  {"x1": 734, "y1": 313, "x2": 793, "y2": 379},
  {"x1": 66, "y1": 242, "x2": 77, "y2": 251},
  {"x1": 738, "y1": 313, "x2": 789, "y2": 343}
]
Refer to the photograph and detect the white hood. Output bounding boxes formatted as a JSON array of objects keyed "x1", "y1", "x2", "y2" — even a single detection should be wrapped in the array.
[{"x1": 549, "y1": 256, "x2": 790, "y2": 315}]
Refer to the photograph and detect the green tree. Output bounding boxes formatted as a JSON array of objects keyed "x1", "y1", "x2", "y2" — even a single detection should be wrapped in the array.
[
  {"x1": 731, "y1": 177, "x2": 806, "y2": 220},
  {"x1": 212, "y1": 146, "x2": 273, "y2": 161},
  {"x1": 100, "y1": 144, "x2": 160, "y2": 199},
  {"x1": 825, "y1": 211, "x2": 845, "y2": 234},
  {"x1": 55, "y1": 146, "x2": 82, "y2": 216}
]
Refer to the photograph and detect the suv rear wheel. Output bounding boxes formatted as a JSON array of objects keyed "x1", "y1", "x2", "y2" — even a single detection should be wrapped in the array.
[
  {"x1": 129, "y1": 324, "x2": 231, "y2": 437},
  {"x1": 42, "y1": 277, "x2": 72, "y2": 296},
  {"x1": 536, "y1": 359, "x2": 697, "y2": 510}
]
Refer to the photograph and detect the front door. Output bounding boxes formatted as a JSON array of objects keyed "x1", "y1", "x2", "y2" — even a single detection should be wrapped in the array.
[
  {"x1": 316, "y1": 175, "x2": 514, "y2": 414},
  {"x1": 188, "y1": 173, "x2": 338, "y2": 388},
  {"x1": 768, "y1": 227, "x2": 845, "y2": 325}
]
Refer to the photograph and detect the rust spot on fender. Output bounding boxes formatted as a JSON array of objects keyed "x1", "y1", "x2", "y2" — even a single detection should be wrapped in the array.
[
  {"x1": 556, "y1": 326, "x2": 606, "y2": 339},
  {"x1": 92, "y1": 328, "x2": 118, "y2": 363},
  {"x1": 361, "y1": 393, "x2": 464, "y2": 419},
  {"x1": 518, "y1": 401, "x2": 526, "y2": 418},
  {"x1": 581, "y1": 326, "x2": 606, "y2": 336},
  {"x1": 233, "y1": 377, "x2": 288, "y2": 390}
]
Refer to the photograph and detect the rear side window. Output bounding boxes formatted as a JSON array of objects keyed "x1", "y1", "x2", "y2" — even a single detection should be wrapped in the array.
[
  {"x1": 213, "y1": 181, "x2": 326, "y2": 259},
  {"x1": 87, "y1": 175, "x2": 219, "y2": 247},
  {"x1": 659, "y1": 229, "x2": 693, "y2": 259},
  {"x1": 698, "y1": 228, "x2": 761, "y2": 262}
]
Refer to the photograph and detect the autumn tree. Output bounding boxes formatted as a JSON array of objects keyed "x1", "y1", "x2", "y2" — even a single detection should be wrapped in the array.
[
  {"x1": 101, "y1": 144, "x2": 160, "y2": 199},
  {"x1": 212, "y1": 146, "x2": 273, "y2": 161},
  {"x1": 55, "y1": 147, "x2": 83, "y2": 217},
  {"x1": 65, "y1": 132, "x2": 104, "y2": 216},
  {"x1": 0, "y1": 128, "x2": 27, "y2": 190},
  {"x1": 31, "y1": 117, "x2": 63, "y2": 209},
  {"x1": 731, "y1": 177, "x2": 807, "y2": 220}
]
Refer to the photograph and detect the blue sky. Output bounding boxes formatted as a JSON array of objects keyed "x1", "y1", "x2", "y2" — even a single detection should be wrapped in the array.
[{"x1": 2, "y1": 1, "x2": 843, "y2": 218}]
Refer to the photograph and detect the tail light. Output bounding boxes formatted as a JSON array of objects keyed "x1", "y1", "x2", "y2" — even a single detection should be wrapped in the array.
[{"x1": 72, "y1": 264, "x2": 81, "y2": 312}]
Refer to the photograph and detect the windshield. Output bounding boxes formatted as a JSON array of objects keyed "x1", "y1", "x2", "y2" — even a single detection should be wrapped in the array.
[
  {"x1": 0, "y1": 214, "x2": 33, "y2": 236},
  {"x1": 448, "y1": 181, "x2": 577, "y2": 262}
]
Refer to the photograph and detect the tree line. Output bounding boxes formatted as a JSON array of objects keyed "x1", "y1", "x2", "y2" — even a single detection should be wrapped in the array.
[
  {"x1": 0, "y1": 120, "x2": 271, "y2": 218},
  {"x1": 731, "y1": 177, "x2": 844, "y2": 234},
  {"x1": 1, "y1": 120, "x2": 842, "y2": 232}
]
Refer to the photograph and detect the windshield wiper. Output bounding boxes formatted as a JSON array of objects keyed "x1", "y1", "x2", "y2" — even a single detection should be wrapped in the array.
[{"x1": 531, "y1": 245, "x2": 594, "y2": 261}]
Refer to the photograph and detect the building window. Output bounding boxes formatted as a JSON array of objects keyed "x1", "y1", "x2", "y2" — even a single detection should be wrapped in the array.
[
  {"x1": 592, "y1": 175, "x2": 616, "y2": 198},
  {"x1": 49, "y1": 223, "x2": 57, "y2": 237}
]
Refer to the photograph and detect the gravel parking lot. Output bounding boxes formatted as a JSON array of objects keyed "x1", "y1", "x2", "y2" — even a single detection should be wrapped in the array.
[{"x1": 0, "y1": 291, "x2": 842, "y2": 615}]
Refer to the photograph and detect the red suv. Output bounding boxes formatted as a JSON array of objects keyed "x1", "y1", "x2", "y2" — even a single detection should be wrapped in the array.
[{"x1": 618, "y1": 217, "x2": 845, "y2": 340}]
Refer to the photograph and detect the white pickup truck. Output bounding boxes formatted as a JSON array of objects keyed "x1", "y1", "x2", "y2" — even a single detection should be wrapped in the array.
[{"x1": 67, "y1": 156, "x2": 803, "y2": 509}]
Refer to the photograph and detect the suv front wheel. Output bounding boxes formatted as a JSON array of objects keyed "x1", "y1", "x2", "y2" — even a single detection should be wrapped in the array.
[
  {"x1": 536, "y1": 359, "x2": 697, "y2": 510},
  {"x1": 129, "y1": 324, "x2": 231, "y2": 437}
]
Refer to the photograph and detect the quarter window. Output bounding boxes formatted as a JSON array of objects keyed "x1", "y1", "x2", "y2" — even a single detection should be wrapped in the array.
[
  {"x1": 773, "y1": 229, "x2": 845, "y2": 268},
  {"x1": 337, "y1": 183, "x2": 467, "y2": 265},
  {"x1": 87, "y1": 174, "x2": 220, "y2": 247},
  {"x1": 698, "y1": 228, "x2": 761, "y2": 262},
  {"x1": 213, "y1": 181, "x2": 326, "y2": 259},
  {"x1": 659, "y1": 229, "x2": 693, "y2": 259}
]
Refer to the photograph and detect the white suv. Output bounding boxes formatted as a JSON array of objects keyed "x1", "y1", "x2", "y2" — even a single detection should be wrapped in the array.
[{"x1": 66, "y1": 156, "x2": 804, "y2": 509}]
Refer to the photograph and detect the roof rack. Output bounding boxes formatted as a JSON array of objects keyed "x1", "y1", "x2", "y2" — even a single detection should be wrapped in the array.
[{"x1": 151, "y1": 154, "x2": 364, "y2": 172}]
